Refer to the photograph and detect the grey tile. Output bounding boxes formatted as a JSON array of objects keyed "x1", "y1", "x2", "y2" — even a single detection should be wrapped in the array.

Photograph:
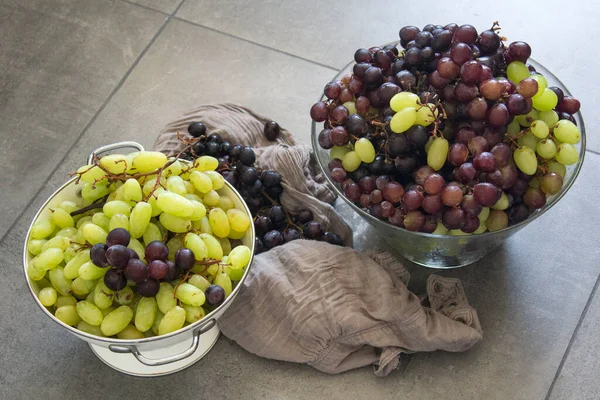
[
  {"x1": 126, "y1": 0, "x2": 180, "y2": 14},
  {"x1": 0, "y1": 0, "x2": 165, "y2": 239},
  {"x1": 175, "y1": 0, "x2": 600, "y2": 152},
  {"x1": 548, "y1": 284, "x2": 600, "y2": 400}
]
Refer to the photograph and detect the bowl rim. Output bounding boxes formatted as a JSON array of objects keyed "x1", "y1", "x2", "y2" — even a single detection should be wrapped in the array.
[
  {"x1": 311, "y1": 55, "x2": 586, "y2": 239},
  {"x1": 22, "y1": 166, "x2": 256, "y2": 344}
]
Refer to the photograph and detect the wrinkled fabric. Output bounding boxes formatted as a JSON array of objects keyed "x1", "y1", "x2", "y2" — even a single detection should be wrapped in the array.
[{"x1": 153, "y1": 104, "x2": 483, "y2": 376}]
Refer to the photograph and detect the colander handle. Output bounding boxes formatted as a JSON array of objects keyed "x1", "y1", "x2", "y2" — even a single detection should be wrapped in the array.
[
  {"x1": 107, "y1": 319, "x2": 217, "y2": 366},
  {"x1": 86, "y1": 141, "x2": 145, "y2": 165}
]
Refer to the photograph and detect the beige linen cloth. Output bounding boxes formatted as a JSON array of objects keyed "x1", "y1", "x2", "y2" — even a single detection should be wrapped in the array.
[{"x1": 154, "y1": 104, "x2": 483, "y2": 376}]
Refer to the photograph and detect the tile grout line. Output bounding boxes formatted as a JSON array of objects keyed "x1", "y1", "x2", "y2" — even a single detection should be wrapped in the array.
[
  {"x1": 119, "y1": 0, "x2": 170, "y2": 16},
  {"x1": 170, "y1": 15, "x2": 341, "y2": 72},
  {"x1": 588, "y1": 148, "x2": 600, "y2": 156},
  {"x1": 0, "y1": 1, "x2": 185, "y2": 247},
  {"x1": 544, "y1": 272, "x2": 600, "y2": 399}
]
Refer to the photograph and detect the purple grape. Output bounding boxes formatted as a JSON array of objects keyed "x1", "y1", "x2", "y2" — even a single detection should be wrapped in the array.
[
  {"x1": 105, "y1": 245, "x2": 131, "y2": 269},
  {"x1": 205, "y1": 285, "x2": 226, "y2": 306},
  {"x1": 283, "y1": 228, "x2": 302, "y2": 242},
  {"x1": 106, "y1": 228, "x2": 130, "y2": 247},
  {"x1": 125, "y1": 259, "x2": 147, "y2": 283},
  {"x1": 145, "y1": 241, "x2": 168, "y2": 262},
  {"x1": 148, "y1": 260, "x2": 168, "y2": 280},
  {"x1": 137, "y1": 279, "x2": 160, "y2": 297},
  {"x1": 175, "y1": 248, "x2": 196, "y2": 271},
  {"x1": 303, "y1": 221, "x2": 324, "y2": 239},
  {"x1": 90, "y1": 243, "x2": 108, "y2": 268},
  {"x1": 263, "y1": 230, "x2": 284, "y2": 249},
  {"x1": 104, "y1": 268, "x2": 126, "y2": 291}
]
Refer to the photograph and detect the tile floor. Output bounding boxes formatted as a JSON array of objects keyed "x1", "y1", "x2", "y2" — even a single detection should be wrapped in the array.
[{"x1": 1, "y1": 1, "x2": 598, "y2": 399}]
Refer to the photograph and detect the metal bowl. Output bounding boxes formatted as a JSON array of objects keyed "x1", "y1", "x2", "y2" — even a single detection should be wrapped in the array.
[
  {"x1": 311, "y1": 58, "x2": 585, "y2": 268},
  {"x1": 23, "y1": 142, "x2": 256, "y2": 376}
]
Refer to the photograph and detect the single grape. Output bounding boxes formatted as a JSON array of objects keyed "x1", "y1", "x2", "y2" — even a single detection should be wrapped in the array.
[
  {"x1": 454, "y1": 24, "x2": 478, "y2": 44},
  {"x1": 441, "y1": 185, "x2": 463, "y2": 207},
  {"x1": 414, "y1": 165, "x2": 435, "y2": 185},
  {"x1": 239, "y1": 147, "x2": 256, "y2": 166},
  {"x1": 188, "y1": 122, "x2": 207, "y2": 138},
  {"x1": 263, "y1": 230, "x2": 284, "y2": 249},
  {"x1": 175, "y1": 248, "x2": 196, "y2": 270},
  {"x1": 106, "y1": 228, "x2": 130, "y2": 247},
  {"x1": 148, "y1": 260, "x2": 168, "y2": 280},
  {"x1": 104, "y1": 268, "x2": 126, "y2": 291},
  {"x1": 145, "y1": 241, "x2": 169, "y2": 262},
  {"x1": 382, "y1": 182, "x2": 405, "y2": 204},
  {"x1": 90, "y1": 243, "x2": 108, "y2": 268},
  {"x1": 105, "y1": 245, "x2": 131, "y2": 269},
  {"x1": 473, "y1": 182, "x2": 500, "y2": 207},
  {"x1": 303, "y1": 221, "x2": 324, "y2": 239},
  {"x1": 524, "y1": 187, "x2": 546, "y2": 209},
  {"x1": 403, "y1": 190, "x2": 424, "y2": 211},
  {"x1": 125, "y1": 259, "x2": 147, "y2": 283},
  {"x1": 136, "y1": 279, "x2": 160, "y2": 298},
  {"x1": 322, "y1": 232, "x2": 344, "y2": 246},
  {"x1": 508, "y1": 41, "x2": 531, "y2": 63},
  {"x1": 404, "y1": 211, "x2": 425, "y2": 231},
  {"x1": 310, "y1": 102, "x2": 328, "y2": 122},
  {"x1": 283, "y1": 228, "x2": 301, "y2": 243},
  {"x1": 442, "y1": 208, "x2": 466, "y2": 230},
  {"x1": 448, "y1": 143, "x2": 468, "y2": 166},
  {"x1": 541, "y1": 172, "x2": 563, "y2": 195}
]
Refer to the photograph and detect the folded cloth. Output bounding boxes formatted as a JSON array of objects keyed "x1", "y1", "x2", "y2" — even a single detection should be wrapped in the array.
[{"x1": 153, "y1": 104, "x2": 483, "y2": 376}]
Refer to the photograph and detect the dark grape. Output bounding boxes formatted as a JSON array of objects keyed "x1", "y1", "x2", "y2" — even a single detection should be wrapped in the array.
[
  {"x1": 442, "y1": 208, "x2": 466, "y2": 230},
  {"x1": 395, "y1": 70, "x2": 417, "y2": 90},
  {"x1": 414, "y1": 165, "x2": 435, "y2": 185},
  {"x1": 262, "y1": 170, "x2": 281, "y2": 188},
  {"x1": 549, "y1": 86, "x2": 565, "y2": 104},
  {"x1": 283, "y1": 228, "x2": 302, "y2": 243},
  {"x1": 161, "y1": 260, "x2": 177, "y2": 283},
  {"x1": 468, "y1": 135, "x2": 489, "y2": 156},
  {"x1": 354, "y1": 48, "x2": 373, "y2": 63},
  {"x1": 473, "y1": 152, "x2": 497, "y2": 172},
  {"x1": 557, "y1": 96, "x2": 581, "y2": 115},
  {"x1": 188, "y1": 122, "x2": 207, "y2": 138},
  {"x1": 136, "y1": 278, "x2": 160, "y2": 297},
  {"x1": 263, "y1": 230, "x2": 284, "y2": 249},
  {"x1": 460, "y1": 60, "x2": 483, "y2": 83},
  {"x1": 345, "y1": 114, "x2": 368, "y2": 136},
  {"x1": 323, "y1": 232, "x2": 344, "y2": 246},
  {"x1": 90, "y1": 243, "x2": 108, "y2": 268},
  {"x1": 205, "y1": 285, "x2": 226, "y2": 306},
  {"x1": 473, "y1": 182, "x2": 500, "y2": 207},
  {"x1": 175, "y1": 248, "x2": 196, "y2": 271},
  {"x1": 422, "y1": 195, "x2": 443, "y2": 214},
  {"x1": 378, "y1": 83, "x2": 401, "y2": 106},
  {"x1": 387, "y1": 133, "x2": 410, "y2": 156},
  {"x1": 128, "y1": 248, "x2": 139, "y2": 260},
  {"x1": 105, "y1": 245, "x2": 130, "y2": 269},
  {"x1": 331, "y1": 106, "x2": 350, "y2": 124},
  {"x1": 310, "y1": 102, "x2": 328, "y2": 122},
  {"x1": 318, "y1": 129, "x2": 333, "y2": 149},
  {"x1": 330, "y1": 126, "x2": 349, "y2": 146},
  {"x1": 524, "y1": 187, "x2": 546, "y2": 209},
  {"x1": 488, "y1": 103, "x2": 510, "y2": 127},
  {"x1": 255, "y1": 216, "x2": 273, "y2": 236},
  {"x1": 382, "y1": 182, "x2": 405, "y2": 204},
  {"x1": 394, "y1": 154, "x2": 418, "y2": 174},
  {"x1": 478, "y1": 30, "x2": 500, "y2": 54},
  {"x1": 454, "y1": 25, "x2": 478, "y2": 44},
  {"x1": 106, "y1": 228, "x2": 130, "y2": 247},
  {"x1": 441, "y1": 185, "x2": 463, "y2": 207},
  {"x1": 125, "y1": 259, "x2": 147, "y2": 283},
  {"x1": 239, "y1": 146, "x2": 256, "y2": 166},
  {"x1": 508, "y1": 41, "x2": 531, "y2": 63},
  {"x1": 399, "y1": 26, "x2": 421, "y2": 43},
  {"x1": 491, "y1": 143, "x2": 512, "y2": 167},
  {"x1": 205, "y1": 141, "x2": 221, "y2": 157},
  {"x1": 404, "y1": 211, "x2": 425, "y2": 231},
  {"x1": 405, "y1": 47, "x2": 422, "y2": 66},
  {"x1": 462, "y1": 216, "x2": 481, "y2": 233},
  {"x1": 406, "y1": 125, "x2": 429, "y2": 148},
  {"x1": 461, "y1": 194, "x2": 482, "y2": 218},
  {"x1": 364, "y1": 66, "x2": 384, "y2": 86},
  {"x1": 450, "y1": 42, "x2": 473, "y2": 65},
  {"x1": 424, "y1": 173, "x2": 445, "y2": 195},
  {"x1": 145, "y1": 241, "x2": 169, "y2": 262},
  {"x1": 506, "y1": 93, "x2": 528, "y2": 115},
  {"x1": 448, "y1": 143, "x2": 469, "y2": 166},
  {"x1": 241, "y1": 167, "x2": 259, "y2": 186},
  {"x1": 403, "y1": 190, "x2": 424, "y2": 211},
  {"x1": 454, "y1": 82, "x2": 478, "y2": 103},
  {"x1": 148, "y1": 260, "x2": 168, "y2": 280},
  {"x1": 303, "y1": 221, "x2": 324, "y2": 239},
  {"x1": 466, "y1": 97, "x2": 487, "y2": 120},
  {"x1": 104, "y1": 268, "x2": 126, "y2": 291},
  {"x1": 264, "y1": 121, "x2": 280, "y2": 141}
]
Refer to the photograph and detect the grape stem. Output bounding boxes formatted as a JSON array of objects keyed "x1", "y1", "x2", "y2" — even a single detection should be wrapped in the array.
[{"x1": 70, "y1": 195, "x2": 109, "y2": 217}]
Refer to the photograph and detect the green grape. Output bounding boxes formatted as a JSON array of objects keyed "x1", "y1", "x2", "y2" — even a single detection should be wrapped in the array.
[
  {"x1": 166, "y1": 176, "x2": 187, "y2": 196},
  {"x1": 58, "y1": 200, "x2": 78, "y2": 214},
  {"x1": 64, "y1": 249, "x2": 91, "y2": 279},
  {"x1": 432, "y1": 222, "x2": 448, "y2": 235},
  {"x1": 110, "y1": 184, "x2": 125, "y2": 202},
  {"x1": 206, "y1": 263, "x2": 220, "y2": 276},
  {"x1": 55, "y1": 295, "x2": 77, "y2": 309},
  {"x1": 188, "y1": 274, "x2": 211, "y2": 292},
  {"x1": 52, "y1": 208, "x2": 74, "y2": 229},
  {"x1": 185, "y1": 193, "x2": 202, "y2": 203},
  {"x1": 341, "y1": 151, "x2": 361, "y2": 172},
  {"x1": 491, "y1": 192, "x2": 509, "y2": 210},
  {"x1": 214, "y1": 272, "x2": 233, "y2": 297},
  {"x1": 517, "y1": 131, "x2": 539, "y2": 150},
  {"x1": 553, "y1": 120, "x2": 581, "y2": 144},
  {"x1": 198, "y1": 216, "x2": 212, "y2": 235},
  {"x1": 226, "y1": 209, "x2": 250, "y2": 232},
  {"x1": 486, "y1": 210, "x2": 508, "y2": 231},
  {"x1": 81, "y1": 182, "x2": 111, "y2": 202},
  {"x1": 541, "y1": 172, "x2": 563, "y2": 195},
  {"x1": 151, "y1": 310, "x2": 165, "y2": 336},
  {"x1": 94, "y1": 280, "x2": 114, "y2": 309},
  {"x1": 217, "y1": 196, "x2": 235, "y2": 211},
  {"x1": 41, "y1": 236, "x2": 70, "y2": 252},
  {"x1": 390, "y1": 92, "x2": 420, "y2": 112},
  {"x1": 427, "y1": 137, "x2": 449, "y2": 171},
  {"x1": 390, "y1": 107, "x2": 417, "y2": 133},
  {"x1": 186, "y1": 200, "x2": 206, "y2": 222},
  {"x1": 532, "y1": 88, "x2": 558, "y2": 111},
  {"x1": 101, "y1": 201, "x2": 130, "y2": 220},
  {"x1": 329, "y1": 145, "x2": 352, "y2": 161},
  {"x1": 194, "y1": 156, "x2": 219, "y2": 172},
  {"x1": 28, "y1": 239, "x2": 47, "y2": 256},
  {"x1": 165, "y1": 235, "x2": 182, "y2": 260},
  {"x1": 27, "y1": 259, "x2": 46, "y2": 281},
  {"x1": 48, "y1": 266, "x2": 71, "y2": 295},
  {"x1": 548, "y1": 160, "x2": 567, "y2": 178},
  {"x1": 100, "y1": 306, "x2": 116, "y2": 318},
  {"x1": 82, "y1": 224, "x2": 108, "y2": 245},
  {"x1": 77, "y1": 320, "x2": 104, "y2": 336},
  {"x1": 507, "y1": 119, "x2": 521, "y2": 137},
  {"x1": 209, "y1": 208, "x2": 230, "y2": 238},
  {"x1": 473, "y1": 223, "x2": 487, "y2": 234},
  {"x1": 34, "y1": 248, "x2": 63, "y2": 271},
  {"x1": 536, "y1": 139, "x2": 557, "y2": 159},
  {"x1": 229, "y1": 245, "x2": 251, "y2": 269},
  {"x1": 91, "y1": 212, "x2": 110, "y2": 233},
  {"x1": 354, "y1": 138, "x2": 376, "y2": 163},
  {"x1": 143, "y1": 223, "x2": 162, "y2": 246},
  {"x1": 174, "y1": 283, "x2": 206, "y2": 306},
  {"x1": 71, "y1": 277, "x2": 96, "y2": 297},
  {"x1": 142, "y1": 177, "x2": 166, "y2": 197},
  {"x1": 507, "y1": 61, "x2": 530, "y2": 83},
  {"x1": 217, "y1": 237, "x2": 232, "y2": 256},
  {"x1": 158, "y1": 306, "x2": 186, "y2": 335},
  {"x1": 135, "y1": 297, "x2": 157, "y2": 332},
  {"x1": 76, "y1": 216, "x2": 92, "y2": 229},
  {"x1": 225, "y1": 265, "x2": 244, "y2": 281},
  {"x1": 190, "y1": 171, "x2": 214, "y2": 194},
  {"x1": 38, "y1": 287, "x2": 58, "y2": 307},
  {"x1": 203, "y1": 190, "x2": 220, "y2": 207},
  {"x1": 116, "y1": 324, "x2": 144, "y2": 339},
  {"x1": 63, "y1": 246, "x2": 78, "y2": 263},
  {"x1": 530, "y1": 120, "x2": 549, "y2": 139},
  {"x1": 55, "y1": 227, "x2": 77, "y2": 239},
  {"x1": 133, "y1": 151, "x2": 167, "y2": 173},
  {"x1": 77, "y1": 165, "x2": 106, "y2": 184},
  {"x1": 528, "y1": 176, "x2": 541, "y2": 188},
  {"x1": 184, "y1": 233, "x2": 208, "y2": 261},
  {"x1": 123, "y1": 178, "x2": 143, "y2": 202},
  {"x1": 55, "y1": 305, "x2": 81, "y2": 326},
  {"x1": 101, "y1": 306, "x2": 133, "y2": 336},
  {"x1": 156, "y1": 282, "x2": 177, "y2": 314},
  {"x1": 415, "y1": 104, "x2": 437, "y2": 126},
  {"x1": 129, "y1": 202, "x2": 152, "y2": 238},
  {"x1": 163, "y1": 158, "x2": 183, "y2": 177},
  {"x1": 555, "y1": 143, "x2": 578, "y2": 165},
  {"x1": 127, "y1": 237, "x2": 145, "y2": 259},
  {"x1": 99, "y1": 154, "x2": 128, "y2": 174},
  {"x1": 342, "y1": 101, "x2": 357, "y2": 115},
  {"x1": 478, "y1": 207, "x2": 490, "y2": 223},
  {"x1": 85, "y1": 291, "x2": 96, "y2": 305},
  {"x1": 31, "y1": 217, "x2": 55, "y2": 240},
  {"x1": 205, "y1": 171, "x2": 225, "y2": 191},
  {"x1": 147, "y1": 195, "x2": 162, "y2": 217},
  {"x1": 109, "y1": 213, "x2": 129, "y2": 232},
  {"x1": 76, "y1": 301, "x2": 103, "y2": 326},
  {"x1": 199, "y1": 233, "x2": 223, "y2": 260},
  {"x1": 530, "y1": 73, "x2": 548, "y2": 97},
  {"x1": 182, "y1": 304, "x2": 205, "y2": 323},
  {"x1": 114, "y1": 286, "x2": 134, "y2": 305},
  {"x1": 156, "y1": 192, "x2": 194, "y2": 217},
  {"x1": 515, "y1": 109, "x2": 538, "y2": 127},
  {"x1": 513, "y1": 146, "x2": 538, "y2": 175},
  {"x1": 538, "y1": 110, "x2": 559, "y2": 128},
  {"x1": 183, "y1": 180, "x2": 195, "y2": 194}
]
